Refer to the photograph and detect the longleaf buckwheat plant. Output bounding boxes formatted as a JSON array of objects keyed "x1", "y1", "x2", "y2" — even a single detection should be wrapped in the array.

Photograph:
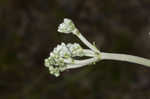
[{"x1": 44, "y1": 18, "x2": 150, "y2": 77}]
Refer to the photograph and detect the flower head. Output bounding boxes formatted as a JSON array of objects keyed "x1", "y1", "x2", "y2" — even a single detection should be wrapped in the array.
[
  {"x1": 58, "y1": 18, "x2": 76, "y2": 34},
  {"x1": 44, "y1": 43, "x2": 84, "y2": 77},
  {"x1": 45, "y1": 18, "x2": 101, "y2": 77}
]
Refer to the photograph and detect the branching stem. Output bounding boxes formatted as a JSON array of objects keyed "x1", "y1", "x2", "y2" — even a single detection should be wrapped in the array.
[{"x1": 73, "y1": 29, "x2": 100, "y2": 54}]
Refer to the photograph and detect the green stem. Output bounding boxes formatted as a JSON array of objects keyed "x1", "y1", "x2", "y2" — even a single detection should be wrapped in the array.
[
  {"x1": 67, "y1": 52, "x2": 150, "y2": 70},
  {"x1": 67, "y1": 57, "x2": 99, "y2": 69},
  {"x1": 73, "y1": 29, "x2": 100, "y2": 54},
  {"x1": 101, "y1": 52, "x2": 150, "y2": 67}
]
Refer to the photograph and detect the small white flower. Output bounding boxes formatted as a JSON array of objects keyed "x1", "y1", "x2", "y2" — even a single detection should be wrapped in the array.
[
  {"x1": 53, "y1": 43, "x2": 71, "y2": 58},
  {"x1": 58, "y1": 18, "x2": 76, "y2": 34},
  {"x1": 67, "y1": 43, "x2": 84, "y2": 57}
]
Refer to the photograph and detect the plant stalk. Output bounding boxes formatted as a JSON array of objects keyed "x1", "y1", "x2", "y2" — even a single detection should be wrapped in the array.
[
  {"x1": 74, "y1": 30, "x2": 100, "y2": 53},
  {"x1": 101, "y1": 52, "x2": 150, "y2": 67}
]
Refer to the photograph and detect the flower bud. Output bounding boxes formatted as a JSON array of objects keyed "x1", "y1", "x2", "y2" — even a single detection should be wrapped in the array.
[{"x1": 58, "y1": 18, "x2": 76, "y2": 34}]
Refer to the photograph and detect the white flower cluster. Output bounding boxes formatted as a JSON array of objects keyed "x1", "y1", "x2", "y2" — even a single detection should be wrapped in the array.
[
  {"x1": 45, "y1": 18, "x2": 101, "y2": 77},
  {"x1": 58, "y1": 18, "x2": 76, "y2": 34},
  {"x1": 44, "y1": 43, "x2": 84, "y2": 77},
  {"x1": 45, "y1": 18, "x2": 150, "y2": 77}
]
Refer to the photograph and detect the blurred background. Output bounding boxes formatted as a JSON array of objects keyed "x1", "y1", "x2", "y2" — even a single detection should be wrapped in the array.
[{"x1": 0, "y1": 0, "x2": 150, "y2": 99}]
